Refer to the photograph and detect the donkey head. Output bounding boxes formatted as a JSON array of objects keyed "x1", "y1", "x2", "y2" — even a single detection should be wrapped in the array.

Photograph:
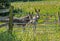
[
  {"x1": 35, "y1": 9, "x2": 40, "y2": 13},
  {"x1": 35, "y1": 9, "x2": 40, "y2": 19}
]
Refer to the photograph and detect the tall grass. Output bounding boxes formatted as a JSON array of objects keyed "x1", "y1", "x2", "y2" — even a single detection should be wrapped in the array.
[{"x1": 0, "y1": 24, "x2": 60, "y2": 41}]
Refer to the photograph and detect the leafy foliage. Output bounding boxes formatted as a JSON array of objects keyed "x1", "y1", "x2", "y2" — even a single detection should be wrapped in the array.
[{"x1": 0, "y1": 0, "x2": 10, "y2": 9}]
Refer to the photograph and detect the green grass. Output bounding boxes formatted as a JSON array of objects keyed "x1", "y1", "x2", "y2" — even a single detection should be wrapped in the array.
[
  {"x1": 11, "y1": 1, "x2": 60, "y2": 14},
  {"x1": 0, "y1": 1, "x2": 60, "y2": 41},
  {"x1": 0, "y1": 24, "x2": 60, "y2": 41}
]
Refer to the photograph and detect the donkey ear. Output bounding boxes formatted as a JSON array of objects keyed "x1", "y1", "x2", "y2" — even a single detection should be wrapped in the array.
[
  {"x1": 29, "y1": 12, "x2": 30, "y2": 14},
  {"x1": 32, "y1": 12, "x2": 33, "y2": 14},
  {"x1": 35, "y1": 9, "x2": 37, "y2": 12},
  {"x1": 38, "y1": 9, "x2": 40, "y2": 12}
]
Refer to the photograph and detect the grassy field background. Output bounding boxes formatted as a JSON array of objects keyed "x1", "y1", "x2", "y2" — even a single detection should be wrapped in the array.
[
  {"x1": 0, "y1": 1, "x2": 60, "y2": 41},
  {"x1": 11, "y1": 1, "x2": 60, "y2": 23}
]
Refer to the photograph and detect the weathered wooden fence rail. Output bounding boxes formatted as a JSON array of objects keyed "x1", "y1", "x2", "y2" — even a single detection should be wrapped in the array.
[{"x1": 0, "y1": 23, "x2": 8, "y2": 27}]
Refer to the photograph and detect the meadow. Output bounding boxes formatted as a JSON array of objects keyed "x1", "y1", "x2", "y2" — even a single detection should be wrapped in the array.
[
  {"x1": 11, "y1": 1, "x2": 60, "y2": 23},
  {"x1": 0, "y1": 1, "x2": 60, "y2": 41}
]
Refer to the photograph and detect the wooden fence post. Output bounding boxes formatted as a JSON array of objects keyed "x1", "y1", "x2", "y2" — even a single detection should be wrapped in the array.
[
  {"x1": 57, "y1": 12, "x2": 60, "y2": 26},
  {"x1": 8, "y1": 6, "x2": 13, "y2": 34}
]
